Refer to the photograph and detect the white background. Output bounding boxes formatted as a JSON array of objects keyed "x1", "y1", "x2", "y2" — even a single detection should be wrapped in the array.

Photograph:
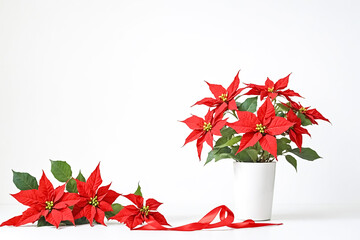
[{"x1": 0, "y1": 0, "x2": 359, "y2": 237}]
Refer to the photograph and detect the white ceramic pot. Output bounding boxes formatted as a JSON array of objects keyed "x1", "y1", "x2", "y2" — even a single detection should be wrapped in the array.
[{"x1": 233, "y1": 161, "x2": 276, "y2": 221}]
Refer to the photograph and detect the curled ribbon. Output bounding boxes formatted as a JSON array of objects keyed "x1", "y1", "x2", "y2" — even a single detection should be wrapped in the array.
[{"x1": 135, "y1": 205, "x2": 282, "y2": 231}]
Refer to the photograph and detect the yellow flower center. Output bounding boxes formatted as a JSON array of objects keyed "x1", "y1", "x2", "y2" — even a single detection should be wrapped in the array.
[
  {"x1": 89, "y1": 196, "x2": 99, "y2": 207},
  {"x1": 203, "y1": 122, "x2": 212, "y2": 132},
  {"x1": 256, "y1": 124, "x2": 266, "y2": 134},
  {"x1": 140, "y1": 206, "x2": 150, "y2": 216},
  {"x1": 299, "y1": 107, "x2": 307, "y2": 113},
  {"x1": 219, "y1": 93, "x2": 228, "y2": 102},
  {"x1": 268, "y1": 87, "x2": 274, "y2": 93},
  {"x1": 45, "y1": 201, "x2": 54, "y2": 210}
]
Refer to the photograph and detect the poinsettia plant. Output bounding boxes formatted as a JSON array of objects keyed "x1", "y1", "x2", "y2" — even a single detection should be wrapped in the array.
[
  {"x1": 1, "y1": 161, "x2": 280, "y2": 231},
  {"x1": 182, "y1": 72, "x2": 330, "y2": 170}
]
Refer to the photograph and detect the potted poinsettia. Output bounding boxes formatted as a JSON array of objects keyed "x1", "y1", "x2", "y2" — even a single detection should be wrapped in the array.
[{"x1": 182, "y1": 71, "x2": 330, "y2": 220}]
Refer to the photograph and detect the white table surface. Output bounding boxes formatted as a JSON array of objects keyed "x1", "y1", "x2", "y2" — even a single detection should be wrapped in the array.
[{"x1": 0, "y1": 203, "x2": 359, "y2": 240}]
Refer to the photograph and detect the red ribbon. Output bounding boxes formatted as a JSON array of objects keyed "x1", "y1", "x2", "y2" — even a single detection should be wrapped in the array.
[{"x1": 135, "y1": 205, "x2": 282, "y2": 231}]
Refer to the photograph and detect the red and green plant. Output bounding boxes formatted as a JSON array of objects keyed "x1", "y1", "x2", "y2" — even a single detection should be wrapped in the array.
[{"x1": 182, "y1": 72, "x2": 330, "y2": 170}]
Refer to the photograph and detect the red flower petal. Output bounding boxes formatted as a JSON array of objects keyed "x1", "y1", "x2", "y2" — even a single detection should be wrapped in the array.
[
  {"x1": 55, "y1": 192, "x2": 80, "y2": 209},
  {"x1": 266, "y1": 117, "x2": 294, "y2": 135},
  {"x1": 289, "y1": 129, "x2": 303, "y2": 151},
  {"x1": 129, "y1": 213, "x2": 144, "y2": 229},
  {"x1": 146, "y1": 198, "x2": 162, "y2": 211},
  {"x1": 306, "y1": 108, "x2": 330, "y2": 123},
  {"x1": 53, "y1": 184, "x2": 65, "y2": 203},
  {"x1": 72, "y1": 203, "x2": 86, "y2": 220},
  {"x1": 109, "y1": 205, "x2": 139, "y2": 222},
  {"x1": 148, "y1": 212, "x2": 170, "y2": 226},
  {"x1": 15, "y1": 207, "x2": 42, "y2": 227},
  {"x1": 84, "y1": 204, "x2": 96, "y2": 226},
  {"x1": 11, "y1": 189, "x2": 40, "y2": 207},
  {"x1": 227, "y1": 99, "x2": 237, "y2": 111},
  {"x1": 97, "y1": 183, "x2": 111, "y2": 201},
  {"x1": 280, "y1": 89, "x2": 302, "y2": 98},
  {"x1": 102, "y1": 190, "x2": 121, "y2": 204},
  {"x1": 287, "y1": 109, "x2": 301, "y2": 125},
  {"x1": 38, "y1": 171, "x2": 54, "y2": 201},
  {"x1": 123, "y1": 194, "x2": 144, "y2": 209},
  {"x1": 99, "y1": 200, "x2": 113, "y2": 212},
  {"x1": 60, "y1": 207, "x2": 75, "y2": 225},
  {"x1": 237, "y1": 132, "x2": 262, "y2": 154},
  {"x1": 183, "y1": 130, "x2": 204, "y2": 146},
  {"x1": 192, "y1": 97, "x2": 218, "y2": 108},
  {"x1": 45, "y1": 209, "x2": 63, "y2": 228},
  {"x1": 94, "y1": 208, "x2": 106, "y2": 226},
  {"x1": 181, "y1": 115, "x2": 204, "y2": 130},
  {"x1": 274, "y1": 74, "x2": 290, "y2": 90},
  {"x1": 257, "y1": 98, "x2": 275, "y2": 126},
  {"x1": 196, "y1": 134, "x2": 206, "y2": 160},
  {"x1": 259, "y1": 134, "x2": 278, "y2": 159},
  {"x1": 75, "y1": 179, "x2": 89, "y2": 197},
  {"x1": 86, "y1": 163, "x2": 103, "y2": 197},
  {"x1": 227, "y1": 71, "x2": 240, "y2": 95},
  {"x1": 211, "y1": 119, "x2": 227, "y2": 136},
  {"x1": 214, "y1": 102, "x2": 228, "y2": 116},
  {"x1": 265, "y1": 78, "x2": 274, "y2": 88},
  {"x1": 227, "y1": 111, "x2": 258, "y2": 133},
  {"x1": 0, "y1": 215, "x2": 22, "y2": 227},
  {"x1": 205, "y1": 81, "x2": 227, "y2": 100},
  {"x1": 204, "y1": 132, "x2": 213, "y2": 149}
]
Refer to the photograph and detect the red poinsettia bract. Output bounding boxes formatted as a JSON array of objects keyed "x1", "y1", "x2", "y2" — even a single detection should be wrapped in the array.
[
  {"x1": 192, "y1": 71, "x2": 245, "y2": 115},
  {"x1": 286, "y1": 109, "x2": 311, "y2": 151},
  {"x1": 0, "y1": 171, "x2": 80, "y2": 228},
  {"x1": 284, "y1": 101, "x2": 330, "y2": 125},
  {"x1": 245, "y1": 74, "x2": 302, "y2": 101},
  {"x1": 72, "y1": 163, "x2": 120, "y2": 226},
  {"x1": 110, "y1": 194, "x2": 169, "y2": 229},
  {"x1": 227, "y1": 98, "x2": 294, "y2": 158},
  {"x1": 182, "y1": 110, "x2": 227, "y2": 159}
]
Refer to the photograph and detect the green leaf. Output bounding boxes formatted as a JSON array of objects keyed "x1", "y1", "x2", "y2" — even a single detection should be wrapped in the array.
[
  {"x1": 285, "y1": 155, "x2": 297, "y2": 171},
  {"x1": 12, "y1": 170, "x2": 38, "y2": 190},
  {"x1": 290, "y1": 148, "x2": 321, "y2": 161},
  {"x1": 214, "y1": 147, "x2": 232, "y2": 161},
  {"x1": 220, "y1": 126, "x2": 237, "y2": 138},
  {"x1": 205, "y1": 149, "x2": 217, "y2": 165},
  {"x1": 246, "y1": 149, "x2": 259, "y2": 162},
  {"x1": 216, "y1": 136, "x2": 242, "y2": 148},
  {"x1": 231, "y1": 147, "x2": 259, "y2": 162},
  {"x1": 76, "y1": 170, "x2": 86, "y2": 182},
  {"x1": 37, "y1": 216, "x2": 53, "y2": 227},
  {"x1": 134, "y1": 182, "x2": 142, "y2": 197},
  {"x1": 105, "y1": 203, "x2": 124, "y2": 219},
  {"x1": 50, "y1": 160, "x2": 72, "y2": 182},
  {"x1": 214, "y1": 136, "x2": 230, "y2": 148},
  {"x1": 74, "y1": 217, "x2": 89, "y2": 225},
  {"x1": 276, "y1": 103, "x2": 290, "y2": 112},
  {"x1": 237, "y1": 97, "x2": 258, "y2": 112},
  {"x1": 298, "y1": 113, "x2": 313, "y2": 126},
  {"x1": 66, "y1": 178, "x2": 78, "y2": 193},
  {"x1": 276, "y1": 111, "x2": 285, "y2": 117},
  {"x1": 277, "y1": 138, "x2": 292, "y2": 155}
]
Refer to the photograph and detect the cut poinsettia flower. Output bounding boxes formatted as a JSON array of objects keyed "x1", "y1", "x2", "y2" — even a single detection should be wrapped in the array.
[
  {"x1": 192, "y1": 71, "x2": 245, "y2": 115},
  {"x1": 244, "y1": 74, "x2": 302, "y2": 101},
  {"x1": 286, "y1": 109, "x2": 311, "y2": 151},
  {"x1": 72, "y1": 163, "x2": 120, "y2": 226},
  {"x1": 0, "y1": 171, "x2": 80, "y2": 228},
  {"x1": 182, "y1": 109, "x2": 227, "y2": 160},
  {"x1": 282, "y1": 101, "x2": 330, "y2": 125},
  {"x1": 227, "y1": 98, "x2": 294, "y2": 158},
  {"x1": 110, "y1": 194, "x2": 169, "y2": 229}
]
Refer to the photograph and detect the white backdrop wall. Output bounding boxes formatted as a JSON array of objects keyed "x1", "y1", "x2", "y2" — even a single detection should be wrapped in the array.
[{"x1": 0, "y1": 0, "x2": 359, "y2": 214}]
